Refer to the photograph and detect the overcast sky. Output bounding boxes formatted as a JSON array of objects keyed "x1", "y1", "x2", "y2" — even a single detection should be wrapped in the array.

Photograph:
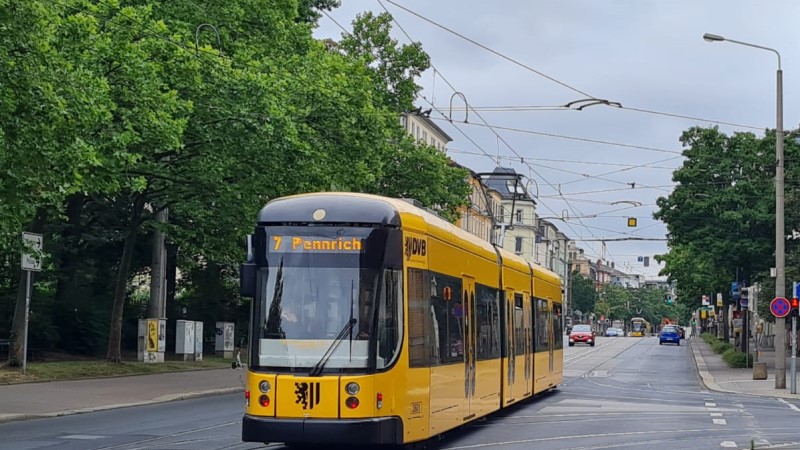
[{"x1": 314, "y1": 1, "x2": 800, "y2": 279}]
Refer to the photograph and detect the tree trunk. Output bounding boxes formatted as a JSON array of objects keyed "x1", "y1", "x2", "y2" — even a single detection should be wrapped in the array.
[
  {"x1": 106, "y1": 197, "x2": 145, "y2": 362},
  {"x1": 9, "y1": 208, "x2": 48, "y2": 367},
  {"x1": 54, "y1": 195, "x2": 85, "y2": 306}
]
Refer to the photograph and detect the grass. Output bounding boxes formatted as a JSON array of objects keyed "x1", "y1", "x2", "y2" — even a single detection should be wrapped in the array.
[{"x1": 0, "y1": 355, "x2": 236, "y2": 384}]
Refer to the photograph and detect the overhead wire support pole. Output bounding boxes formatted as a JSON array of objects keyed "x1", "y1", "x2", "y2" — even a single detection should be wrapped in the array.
[{"x1": 704, "y1": 33, "x2": 786, "y2": 389}]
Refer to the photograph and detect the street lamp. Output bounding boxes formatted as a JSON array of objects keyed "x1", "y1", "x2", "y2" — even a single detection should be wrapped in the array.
[{"x1": 703, "y1": 33, "x2": 787, "y2": 390}]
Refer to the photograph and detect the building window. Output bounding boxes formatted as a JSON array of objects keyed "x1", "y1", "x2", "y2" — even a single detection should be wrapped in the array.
[
  {"x1": 515, "y1": 237, "x2": 523, "y2": 254},
  {"x1": 411, "y1": 122, "x2": 416, "y2": 136},
  {"x1": 515, "y1": 209, "x2": 523, "y2": 224},
  {"x1": 422, "y1": 130, "x2": 427, "y2": 142}
]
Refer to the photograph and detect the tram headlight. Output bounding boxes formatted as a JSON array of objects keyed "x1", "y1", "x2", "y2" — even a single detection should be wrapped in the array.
[
  {"x1": 345, "y1": 382, "x2": 360, "y2": 395},
  {"x1": 259, "y1": 380, "x2": 271, "y2": 394}
]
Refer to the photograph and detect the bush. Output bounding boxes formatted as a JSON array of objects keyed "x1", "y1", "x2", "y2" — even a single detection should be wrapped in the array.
[
  {"x1": 712, "y1": 341, "x2": 734, "y2": 354},
  {"x1": 722, "y1": 349, "x2": 753, "y2": 368},
  {"x1": 701, "y1": 333, "x2": 718, "y2": 344}
]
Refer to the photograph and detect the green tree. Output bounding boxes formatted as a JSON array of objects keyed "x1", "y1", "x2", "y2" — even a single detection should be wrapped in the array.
[
  {"x1": 655, "y1": 127, "x2": 774, "y2": 308},
  {"x1": 570, "y1": 271, "x2": 597, "y2": 318},
  {"x1": 338, "y1": 11, "x2": 431, "y2": 113}
]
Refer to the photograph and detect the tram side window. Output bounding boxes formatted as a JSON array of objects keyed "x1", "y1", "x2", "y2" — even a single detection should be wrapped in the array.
[
  {"x1": 407, "y1": 269, "x2": 431, "y2": 367},
  {"x1": 376, "y1": 269, "x2": 403, "y2": 369},
  {"x1": 476, "y1": 284, "x2": 501, "y2": 360},
  {"x1": 552, "y1": 303, "x2": 563, "y2": 350},
  {"x1": 514, "y1": 294, "x2": 525, "y2": 356},
  {"x1": 534, "y1": 298, "x2": 549, "y2": 352},
  {"x1": 429, "y1": 272, "x2": 464, "y2": 365}
]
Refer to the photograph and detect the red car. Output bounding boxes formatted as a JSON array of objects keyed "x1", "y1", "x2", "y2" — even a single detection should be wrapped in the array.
[{"x1": 569, "y1": 324, "x2": 596, "y2": 347}]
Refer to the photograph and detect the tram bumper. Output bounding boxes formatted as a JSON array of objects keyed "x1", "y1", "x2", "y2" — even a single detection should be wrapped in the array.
[{"x1": 242, "y1": 414, "x2": 404, "y2": 445}]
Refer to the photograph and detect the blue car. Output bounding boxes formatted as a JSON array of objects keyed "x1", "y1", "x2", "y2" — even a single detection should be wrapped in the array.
[{"x1": 659, "y1": 326, "x2": 681, "y2": 345}]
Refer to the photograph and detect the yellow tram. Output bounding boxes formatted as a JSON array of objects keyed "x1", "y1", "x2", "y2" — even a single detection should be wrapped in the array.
[
  {"x1": 629, "y1": 317, "x2": 651, "y2": 337},
  {"x1": 239, "y1": 193, "x2": 563, "y2": 446}
]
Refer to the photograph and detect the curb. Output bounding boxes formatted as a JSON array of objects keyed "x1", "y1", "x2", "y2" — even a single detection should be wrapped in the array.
[
  {"x1": 0, "y1": 387, "x2": 243, "y2": 425},
  {"x1": 0, "y1": 365, "x2": 233, "y2": 386},
  {"x1": 690, "y1": 339, "x2": 800, "y2": 400}
]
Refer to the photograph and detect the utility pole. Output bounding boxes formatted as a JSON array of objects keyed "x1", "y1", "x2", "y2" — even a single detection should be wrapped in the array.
[{"x1": 148, "y1": 207, "x2": 168, "y2": 319}]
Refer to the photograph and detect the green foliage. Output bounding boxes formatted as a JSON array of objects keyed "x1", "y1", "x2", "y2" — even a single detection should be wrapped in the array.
[
  {"x1": 655, "y1": 126, "x2": 800, "y2": 311},
  {"x1": 712, "y1": 340, "x2": 734, "y2": 354},
  {"x1": 570, "y1": 271, "x2": 598, "y2": 316},
  {"x1": 1, "y1": 0, "x2": 468, "y2": 357},
  {"x1": 701, "y1": 332, "x2": 718, "y2": 344},
  {"x1": 722, "y1": 349, "x2": 753, "y2": 368},
  {"x1": 339, "y1": 11, "x2": 431, "y2": 113}
]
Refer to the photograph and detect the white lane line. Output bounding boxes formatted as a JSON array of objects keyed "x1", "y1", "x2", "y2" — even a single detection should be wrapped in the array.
[
  {"x1": 778, "y1": 398, "x2": 800, "y2": 413},
  {"x1": 708, "y1": 407, "x2": 720, "y2": 412},
  {"x1": 720, "y1": 441, "x2": 737, "y2": 448},
  {"x1": 705, "y1": 402, "x2": 717, "y2": 407},
  {"x1": 710, "y1": 412, "x2": 723, "y2": 417},
  {"x1": 713, "y1": 418, "x2": 728, "y2": 425},
  {"x1": 62, "y1": 435, "x2": 106, "y2": 440}
]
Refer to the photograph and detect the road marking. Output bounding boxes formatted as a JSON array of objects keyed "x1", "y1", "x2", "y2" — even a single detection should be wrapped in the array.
[
  {"x1": 708, "y1": 407, "x2": 720, "y2": 412},
  {"x1": 705, "y1": 402, "x2": 717, "y2": 407},
  {"x1": 720, "y1": 441, "x2": 737, "y2": 448},
  {"x1": 713, "y1": 418, "x2": 727, "y2": 425},
  {"x1": 62, "y1": 435, "x2": 106, "y2": 440},
  {"x1": 710, "y1": 412, "x2": 723, "y2": 417},
  {"x1": 439, "y1": 428, "x2": 736, "y2": 449},
  {"x1": 778, "y1": 398, "x2": 800, "y2": 413}
]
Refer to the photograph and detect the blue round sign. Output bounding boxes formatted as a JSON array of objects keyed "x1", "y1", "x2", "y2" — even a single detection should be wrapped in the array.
[{"x1": 770, "y1": 297, "x2": 791, "y2": 318}]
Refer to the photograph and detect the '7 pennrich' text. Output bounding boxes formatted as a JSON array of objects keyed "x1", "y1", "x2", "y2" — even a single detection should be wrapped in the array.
[{"x1": 271, "y1": 236, "x2": 363, "y2": 252}]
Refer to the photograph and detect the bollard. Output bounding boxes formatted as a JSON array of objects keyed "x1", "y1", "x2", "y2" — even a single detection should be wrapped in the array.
[{"x1": 752, "y1": 361, "x2": 768, "y2": 380}]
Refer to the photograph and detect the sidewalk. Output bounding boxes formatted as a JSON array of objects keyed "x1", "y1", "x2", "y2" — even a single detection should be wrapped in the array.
[
  {"x1": 0, "y1": 367, "x2": 245, "y2": 424},
  {"x1": 691, "y1": 337, "x2": 800, "y2": 399}
]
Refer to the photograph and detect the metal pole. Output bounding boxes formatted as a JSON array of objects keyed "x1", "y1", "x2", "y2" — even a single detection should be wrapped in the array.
[
  {"x1": 791, "y1": 316, "x2": 796, "y2": 394},
  {"x1": 22, "y1": 270, "x2": 31, "y2": 374},
  {"x1": 775, "y1": 68, "x2": 786, "y2": 389}
]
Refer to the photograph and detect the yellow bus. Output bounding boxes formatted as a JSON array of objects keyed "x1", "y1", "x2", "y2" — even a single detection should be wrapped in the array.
[
  {"x1": 629, "y1": 317, "x2": 650, "y2": 337},
  {"x1": 239, "y1": 193, "x2": 563, "y2": 447}
]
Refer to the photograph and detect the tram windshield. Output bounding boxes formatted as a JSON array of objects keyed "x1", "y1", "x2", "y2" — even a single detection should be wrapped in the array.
[{"x1": 253, "y1": 226, "x2": 402, "y2": 373}]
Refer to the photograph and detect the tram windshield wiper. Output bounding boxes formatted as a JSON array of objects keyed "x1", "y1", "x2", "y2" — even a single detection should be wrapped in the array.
[{"x1": 309, "y1": 318, "x2": 357, "y2": 377}]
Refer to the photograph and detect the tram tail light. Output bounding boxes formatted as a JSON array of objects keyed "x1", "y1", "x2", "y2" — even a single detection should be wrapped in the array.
[
  {"x1": 345, "y1": 396, "x2": 360, "y2": 409},
  {"x1": 259, "y1": 395, "x2": 270, "y2": 407},
  {"x1": 376, "y1": 392, "x2": 383, "y2": 409},
  {"x1": 245, "y1": 389, "x2": 250, "y2": 407}
]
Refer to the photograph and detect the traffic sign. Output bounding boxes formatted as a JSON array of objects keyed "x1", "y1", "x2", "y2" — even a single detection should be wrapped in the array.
[
  {"x1": 740, "y1": 297, "x2": 748, "y2": 309},
  {"x1": 21, "y1": 232, "x2": 43, "y2": 271},
  {"x1": 770, "y1": 297, "x2": 791, "y2": 318}
]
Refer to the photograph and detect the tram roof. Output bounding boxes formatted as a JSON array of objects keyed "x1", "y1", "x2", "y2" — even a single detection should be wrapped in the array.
[{"x1": 258, "y1": 192, "x2": 560, "y2": 281}]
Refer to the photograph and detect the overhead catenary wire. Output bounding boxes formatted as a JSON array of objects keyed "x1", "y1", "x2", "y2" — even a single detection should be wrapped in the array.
[
  {"x1": 373, "y1": 1, "x2": 613, "y2": 262},
  {"x1": 380, "y1": 0, "x2": 765, "y2": 132}
]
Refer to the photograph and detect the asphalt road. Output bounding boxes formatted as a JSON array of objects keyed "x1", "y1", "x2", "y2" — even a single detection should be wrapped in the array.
[{"x1": 3, "y1": 336, "x2": 800, "y2": 450}]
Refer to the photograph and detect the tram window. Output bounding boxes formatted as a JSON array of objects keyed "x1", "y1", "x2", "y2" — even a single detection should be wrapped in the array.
[
  {"x1": 514, "y1": 294, "x2": 525, "y2": 356},
  {"x1": 407, "y1": 269, "x2": 431, "y2": 367},
  {"x1": 476, "y1": 284, "x2": 500, "y2": 360},
  {"x1": 376, "y1": 269, "x2": 403, "y2": 369},
  {"x1": 535, "y1": 298, "x2": 549, "y2": 352},
  {"x1": 429, "y1": 272, "x2": 463, "y2": 365},
  {"x1": 552, "y1": 303, "x2": 563, "y2": 350}
]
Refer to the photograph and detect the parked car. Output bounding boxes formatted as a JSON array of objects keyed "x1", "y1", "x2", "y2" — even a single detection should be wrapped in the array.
[
  {"x1": 569, "y1": 324, "x2": 596, "y2": 347},
  {"x1": 605, "y1": 328, "x2": 618, "y2": 337},
  {"x1": 659, "y1": 325, "x2": 681, "y2": 346}
]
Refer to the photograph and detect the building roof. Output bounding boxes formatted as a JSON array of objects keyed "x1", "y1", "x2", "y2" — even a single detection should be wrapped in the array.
[
  {"x1": 483, "y1": 167, "x2": 536, "y2": 203},
  {"x1": 404, "y1": 109, "x2": 453, "y2": 143}
]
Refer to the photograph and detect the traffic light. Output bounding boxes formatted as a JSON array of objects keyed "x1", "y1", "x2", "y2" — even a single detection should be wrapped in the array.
[{"x1": 791, "y1": 297, "x2": 800, "y2": 317}]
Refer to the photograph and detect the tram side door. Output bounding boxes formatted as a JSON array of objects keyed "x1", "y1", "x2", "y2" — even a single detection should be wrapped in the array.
[
  {"x1": 548, "y1": 299, "x2": 555, "y2": 372},
  {"x1": 523, "y1": 291, "x2": 532, "y2": 395},
  {"x1": 462, "y1": 275, "x2": 477, "y2": 419}
]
